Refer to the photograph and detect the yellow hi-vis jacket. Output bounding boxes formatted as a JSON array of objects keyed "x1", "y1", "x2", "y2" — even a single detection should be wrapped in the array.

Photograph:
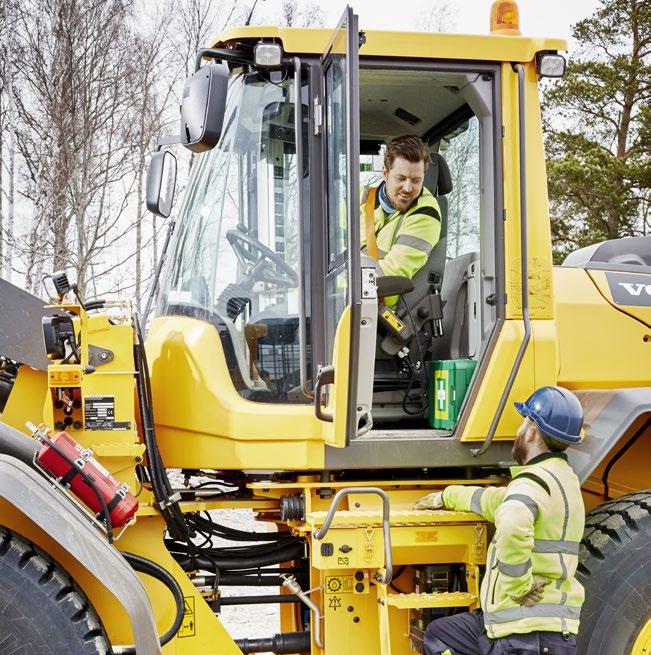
[
  {"x1": 360, "y1": 185, "x2": 441, "y2": 306},
  {"x1": 442, "y1": 452, "x2": 585, "y2": 639}
]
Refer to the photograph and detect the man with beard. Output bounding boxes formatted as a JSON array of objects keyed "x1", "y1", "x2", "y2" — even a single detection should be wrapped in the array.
[
  {"x1": 361, "y1": 135, "x2": 441, "y2": 307},
  {"x1": 416, "y1": 386, "x2": 585, "y2": 655}
]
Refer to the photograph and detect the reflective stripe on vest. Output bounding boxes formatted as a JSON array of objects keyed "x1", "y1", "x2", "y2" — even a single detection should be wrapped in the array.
[
  {"x1": 485, "y1": 603, "x2": 581, "y2": 625},
  {"x1": 532, "y1": 539, "x2": 579, "y2": 555}
]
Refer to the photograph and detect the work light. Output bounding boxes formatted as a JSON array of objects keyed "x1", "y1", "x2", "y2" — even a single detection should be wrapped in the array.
[
  {"x1": 254, "y1": 42, "x2": 283, "y2": 68},
  {"x1": 536, "y1": 52, "x2": 567, "y2": 78}
]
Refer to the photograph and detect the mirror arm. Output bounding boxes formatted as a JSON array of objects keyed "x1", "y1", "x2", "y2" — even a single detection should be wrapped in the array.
[
  {"x1": 155, "y1": 134, "x2": 181, "y2": 150},
  {"x1": 194, "y1": 47, "x2": 253, "y2": 72}
]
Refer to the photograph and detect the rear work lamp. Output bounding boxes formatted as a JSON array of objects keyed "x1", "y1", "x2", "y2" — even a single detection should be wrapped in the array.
[{"x1": 536, "y1": 52, "x2": 567, "y2": 78}]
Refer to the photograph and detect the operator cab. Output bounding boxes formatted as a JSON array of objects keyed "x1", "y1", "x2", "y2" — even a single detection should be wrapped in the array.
[{"x1": 154, "y1": 9, "x2": 502, "y2": 447}]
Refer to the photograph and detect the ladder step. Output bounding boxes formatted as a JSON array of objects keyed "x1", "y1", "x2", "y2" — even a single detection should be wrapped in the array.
[
  {"x1": 305, "y1": 509, "x2": 483, "y2": 530},
  {"x1": 385, "y1": 591, "x2": 477, "y2": 609}
]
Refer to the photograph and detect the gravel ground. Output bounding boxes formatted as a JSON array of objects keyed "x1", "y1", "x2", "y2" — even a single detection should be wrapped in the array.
[{"x1": 210, "y1": 508, "x2": 281, "y2": 648}]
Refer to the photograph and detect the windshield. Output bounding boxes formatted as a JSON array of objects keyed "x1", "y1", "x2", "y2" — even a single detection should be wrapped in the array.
[{"x1": 160, "y1": 70, "x2": 309, "y2": 404}]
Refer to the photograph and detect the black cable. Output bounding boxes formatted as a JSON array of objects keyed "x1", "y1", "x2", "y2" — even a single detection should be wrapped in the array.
[
  {"x1": 177, "y1": 542, "x2": 305, "y2": 571},
  {"x1": 167, "y1": 536, "x2": 302, "y2": 562},
  {"x1": 133, "y1": 317, "x2": 190, "y2": 544},
  {"x1": 400, "y1": 297, "x2": 429, "y2": 416},
  {"x1": 118, "y1": 551, "x2": 185, "y2": 653},
  {"x1": 401, "y1": 356, "x2": 426, "y2": 416},
  {"x1": 185, "y1": 513, "x2": 298, "y2": 543}
]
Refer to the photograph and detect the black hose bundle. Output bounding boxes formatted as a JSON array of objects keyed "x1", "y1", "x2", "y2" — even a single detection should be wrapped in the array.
[
  {"x1": 166, "y1": 510, "x2": 304, "y2": 572},
  {"x1": 133, "y1": 318, "x2": 191, "y2": 544},
  {"x1": 132, "y1": 316, "x2": 305, "y2": 585}
]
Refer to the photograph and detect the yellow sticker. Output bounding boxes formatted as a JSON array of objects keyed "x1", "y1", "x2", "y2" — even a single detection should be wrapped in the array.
[
  {"x1": 178, "y1": 596, "x2": 196, "y2": 638},
  {"x1": 414, "y1": 530, "x2": 439, "y2": 543},
  {"x1": 325, "y1": 575, "x2": 354, "y2": 594},
  {"x1": 48, "y1": 366, "x2": 82, "y2": 387},
  {"x1": 382, "y1": 310, "x2": 405, "y2": 332}
]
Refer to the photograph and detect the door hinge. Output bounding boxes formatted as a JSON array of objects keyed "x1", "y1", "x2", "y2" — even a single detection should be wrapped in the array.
[{"x1": 313, "y1": 96, "x2": 323, "y2": 136}]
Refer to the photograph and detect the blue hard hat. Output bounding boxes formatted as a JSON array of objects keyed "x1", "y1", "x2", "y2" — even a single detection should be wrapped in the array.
[{"x1": 514, "y1": 386, "x2": 583, "y2": 445}]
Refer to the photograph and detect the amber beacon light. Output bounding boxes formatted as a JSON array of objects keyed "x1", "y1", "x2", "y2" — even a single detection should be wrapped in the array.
[{"x1": 490, "y1": 1, "x2": 522, "y2": 35}]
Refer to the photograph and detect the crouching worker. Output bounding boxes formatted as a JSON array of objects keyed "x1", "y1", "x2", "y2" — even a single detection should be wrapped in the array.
[{"x1": 416, "y1": 386, "x2": 585, "y2": 655}]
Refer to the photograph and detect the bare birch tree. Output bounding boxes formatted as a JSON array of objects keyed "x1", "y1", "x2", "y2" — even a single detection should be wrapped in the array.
[
  {"x1": 10, "y1": 0, "x2": 143, "y2": 294},
  {"x1": 0, "y1": 0, "x2": 18, "y2": 281}
]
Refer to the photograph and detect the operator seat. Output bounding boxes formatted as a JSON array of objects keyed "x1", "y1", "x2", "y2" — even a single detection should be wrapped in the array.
[{"x1": 403, "y1": 152, "x2": 452, "y2": 306}]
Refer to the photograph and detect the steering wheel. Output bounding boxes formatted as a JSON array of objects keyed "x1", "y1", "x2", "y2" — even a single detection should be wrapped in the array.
[{"x1": 226, "y1": 228, "x2": 298, "y2": 289}]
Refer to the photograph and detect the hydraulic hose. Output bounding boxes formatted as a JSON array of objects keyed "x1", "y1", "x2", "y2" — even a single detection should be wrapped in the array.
[
  {"x1": 112, "y1": 552, "x2": 185, "y2": 655},
  {"x1": 180, "y1": 541, "x2": 305, "y2": 572},
  {"x1": 236, "y1": 631, "x2": 311, "y2": 654},
  {"x1": 194, "y1": 573, "x2": 291, "y2": 586}
]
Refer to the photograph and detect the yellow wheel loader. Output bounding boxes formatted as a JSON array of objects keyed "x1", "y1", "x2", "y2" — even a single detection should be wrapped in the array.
[{"x1": 0, "y1": 3, "x2": 649, "y2": 654}]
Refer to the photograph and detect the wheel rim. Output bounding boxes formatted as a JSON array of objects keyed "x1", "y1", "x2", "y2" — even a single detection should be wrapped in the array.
[{"x1": 631, "y1": 620, "x2": 651, "y2": 655}]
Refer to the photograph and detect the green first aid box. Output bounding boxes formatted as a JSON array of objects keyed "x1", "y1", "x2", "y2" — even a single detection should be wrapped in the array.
[{"x1": 428, "y1": 359, "x2": 477, "y2": 430}]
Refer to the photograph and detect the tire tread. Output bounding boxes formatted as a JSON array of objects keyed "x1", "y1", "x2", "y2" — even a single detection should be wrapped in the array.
[
  {"x1": 0, "y1": 526, "x2": 110, "y2": 655},
  {"x1": 578, "y1": 490, "x2": 651, "y2": 655}
]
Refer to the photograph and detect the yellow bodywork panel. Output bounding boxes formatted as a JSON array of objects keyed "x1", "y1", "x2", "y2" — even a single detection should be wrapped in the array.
[
  {"x1": 501, "y1": 62, "x2": 555, "y2": 321},
  {"x1": 587, "y1": 268, "x2": 651, "y2": 327},
  {"x1": 554, "y1": 267, "x2": 651, "y2": 388},
  {"x1": 211, "y1": 26, "x2": 565, "y2": 63},
  {"x1": 146, "y1": 315, "x2": 327, "y2": 469},
  {"x1": 117, "y1": 516, "x2": 242, "y2": 654},
  {"x1": 459, "y1": 319, "x2": 534, "y2": 441},
  {"x1": 38, "y1": 310, "x2": 143, "y2": 492},
  {"x1": 0, "y1": 365, "x2": 47, "y2": 432}
]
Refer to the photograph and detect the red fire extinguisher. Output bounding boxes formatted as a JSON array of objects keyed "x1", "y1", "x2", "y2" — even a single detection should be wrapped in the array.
[{"x1": 33, "y1": 426, "x2": 138, "y2": 528}]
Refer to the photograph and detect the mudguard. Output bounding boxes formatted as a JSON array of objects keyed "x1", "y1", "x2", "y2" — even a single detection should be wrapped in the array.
[
  {"x1": 0, "y1": 455, "x2": 161, "y2": 655},
  {"x1": 570, "y1": 387, "x2": 651, "y2": 483}
]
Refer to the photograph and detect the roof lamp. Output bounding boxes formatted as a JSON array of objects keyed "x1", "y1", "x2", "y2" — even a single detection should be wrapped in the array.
[
  {"x1": 490, "y1": 1, "x2": 521, "y2": 36},
  {"x1": 254, "y1": 42, "x2": 283, "y2": 68},
  {"x1": 536, "y1": 52, "x2": 567, "y2": 78}
]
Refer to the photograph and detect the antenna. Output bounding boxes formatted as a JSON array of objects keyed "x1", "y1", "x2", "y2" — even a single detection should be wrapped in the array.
[{"x1": 244, "y1": 0, "x2": 263, "y2": 26}]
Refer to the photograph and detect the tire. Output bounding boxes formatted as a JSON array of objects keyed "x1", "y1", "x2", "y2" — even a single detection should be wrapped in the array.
[
  {"x1": 0, "y1": 525, "x2": 111, "y2": 655},
  {"x1": 577, "y1": 491, "x2": 651, "y2": 655}
]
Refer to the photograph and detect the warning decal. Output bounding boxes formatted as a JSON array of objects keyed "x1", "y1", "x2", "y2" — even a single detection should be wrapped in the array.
[{"x1": 178, "y1": 596, "x2": 196, "y2": 638}]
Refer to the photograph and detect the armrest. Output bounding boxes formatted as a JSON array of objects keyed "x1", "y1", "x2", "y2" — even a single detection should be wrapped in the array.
[{"x1": 376, "y1": 275, "x2": 414, "y2": 297}]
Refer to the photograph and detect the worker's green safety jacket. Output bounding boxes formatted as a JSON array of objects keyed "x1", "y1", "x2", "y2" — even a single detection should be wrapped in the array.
[
  {"x1": 442, "y1": 452, "x2": 585, "y2": 639},
  {"x1": 360, "y1": 184, "x2": 441, "y2": 306}
]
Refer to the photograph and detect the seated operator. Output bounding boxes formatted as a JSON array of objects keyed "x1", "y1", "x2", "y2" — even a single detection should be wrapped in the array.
[{"x1": 361, "y1": 135, "x2": 442, "y2": 307}]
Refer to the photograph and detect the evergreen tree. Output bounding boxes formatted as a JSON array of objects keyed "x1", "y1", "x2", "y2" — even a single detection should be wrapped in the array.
[{"x1": 543, "y1": 0, "x2": 650, "y2": 263}]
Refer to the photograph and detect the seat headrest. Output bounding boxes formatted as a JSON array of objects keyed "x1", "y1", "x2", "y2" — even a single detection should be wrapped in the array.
[{"x1": 423, "y1": 152, "x2": 452, "y2": 196}]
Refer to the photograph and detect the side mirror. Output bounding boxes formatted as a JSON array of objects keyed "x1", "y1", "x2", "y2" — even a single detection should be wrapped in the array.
[
  {"x1": 180, "y1": 63, "x2": 229, "y2": 152},
  {"x1": 146, "y1": 150, "x2": 177, "y2": 218}
]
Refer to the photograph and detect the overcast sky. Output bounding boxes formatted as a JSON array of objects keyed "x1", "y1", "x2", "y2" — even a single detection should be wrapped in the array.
[{"x1": 313, "y1": 1, "x2": 601, "y2": 50}]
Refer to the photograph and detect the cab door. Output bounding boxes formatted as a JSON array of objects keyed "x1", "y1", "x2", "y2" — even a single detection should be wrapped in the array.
[{"x1": 315, "y1": 7, "x2": 373, "y2": 446}]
